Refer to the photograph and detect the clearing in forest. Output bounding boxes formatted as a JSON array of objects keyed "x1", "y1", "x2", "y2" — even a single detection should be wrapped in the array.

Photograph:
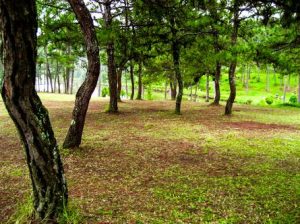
[{"x1": 1, "y1": 94, "x2": 300, "y2": 223}]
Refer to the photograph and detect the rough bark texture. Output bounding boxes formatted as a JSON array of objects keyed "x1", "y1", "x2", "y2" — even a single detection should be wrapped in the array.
[
  {"x1": 130, "y1": 62, "x2": 134, "y2": 100},
  {"x1": 212, "y1": 62, "x2": 221, "y2": 105},
  {"x1": 0, "y1": 0, "x2": 67, "y2": 221},
  {"x1": 63, "y1": 0, "x2": 100, "y2": 148},
  {"x1": 225, "y1": 4, "x2": 239, "y2": 115},
  {"x1": 136, "y1": 59, "x2": 143, "y2": 100}
]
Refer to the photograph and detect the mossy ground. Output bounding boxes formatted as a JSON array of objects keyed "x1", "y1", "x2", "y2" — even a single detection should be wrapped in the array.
[{"x1": 0, "y1": 93, "x2": 299, "y2": 223}]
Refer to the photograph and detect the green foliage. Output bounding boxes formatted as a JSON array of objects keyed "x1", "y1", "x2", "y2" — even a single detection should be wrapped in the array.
[
  {"x1": 146, "y1": 86, "x2": 153, "y2": 100},
  {"x1": 121, "y1": 89, "x2": 126, "y2": 97},
  {"x1": 265, "y1": 96, "x2": 274, "y2": 105},
  {"x1": 289, "y1": 95, "x2": 297, "y2": 104},
  {"x1": 102, "y1": 87, "x2": 109, "y2": 97}
]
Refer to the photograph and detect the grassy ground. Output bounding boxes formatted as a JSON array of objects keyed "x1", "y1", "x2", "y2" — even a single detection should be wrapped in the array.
[{"x1": 0, "y1": 93, "x2": 300, "y2": 223}]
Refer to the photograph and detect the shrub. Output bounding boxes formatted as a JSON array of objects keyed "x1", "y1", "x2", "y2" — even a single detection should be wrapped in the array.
[
  {"x1": 245, "y1": 99, "x2": 252, "y2": 105},
  {"x1": 289, "y1": 95, "x2": 297, "y2": 104},
  {"x1": 265, "y1": 96, "x2": 273, "y2": 105},
  {"x1": 121, "y1": 89, "x2": 126, "y2": 97},
  {"x1": 101, "y1": 87, "x2": 109, "y2": 97}
]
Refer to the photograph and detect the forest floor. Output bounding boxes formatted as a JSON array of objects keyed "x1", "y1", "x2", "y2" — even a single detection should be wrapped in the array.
[{"x1": 1, "y1": 93, "x2": 300, "y2": 223}]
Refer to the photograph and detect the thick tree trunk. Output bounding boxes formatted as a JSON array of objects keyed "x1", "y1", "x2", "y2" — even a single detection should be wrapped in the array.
[
  {"x1": 225, "y1": 5, "x2": 239, "y2": 115},
  {"x1": 63, "y1": 0, "x2": 100, "y2": 148},
  {"x1": 0, "y1": 0, "x2": 67, "y2": 221},
  {"x1": 205, "y1": 73, "x2": 210, "y2": 102},
  {"x1": 136, "y1": 59, "x2": 143, "y2": 100},
  {"x1": 130, "y1": 62, "x2": 134, "y2": 100},
  {"x1": 212, "y1": 62, "x2": 221, "y2": 105}
]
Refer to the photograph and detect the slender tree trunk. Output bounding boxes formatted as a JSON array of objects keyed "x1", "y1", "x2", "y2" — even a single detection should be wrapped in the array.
[
  {"x1": 287, "y1": 73, "x2": 291, "y2": 91},
  {"x1": 246, "y1": 64, "x2": 250, "y2": 94},
  {"x1": 190, "y1": 86, "x2": 193, "y2": 101},
  {"x1": 63, "y1": 0, "x2": 100, "y2": 148},
  {"x1": 205, "y1": 73, "x2": 210, "y2": 102},
  {"x1": 125, "y1": 70, "x2": 128, "y2": 99},
  {"x1": 0, "y1": 0, "x2": 67, "y2": 221},
  {"x1": 69, "y1": 68, "x2": 74, "y2": 94},
  {"x1": 104, "y1": 2, "x2": 118, "y2": 112},
  {"x1": 212, "y1": 62, "x2": 221, "y2": 105},
  {"x1": 283, "y1": 75, "x2": 287, "y2": 103},
  {"x1": 55, "y1": 60, "x2": 61, "y2": 94},
  {"x1": 194, "y1": 84, "x2": 198, "y2": 102},
  {"x1": 266, "y1": 65, "x2": 270, "y2": 92},
  {"x1": 164, "y1": 81, "x2": 167, "y2": 100},
  {"x1": 130, "y1": 62, "x2": 134, "y2": 100},
  {"x1": 98, "y1": 71, "x2": 101, "y2": 97},
  {"x1": 170, "y1": 78, "x2": 177, "y2": 100},
  {"x1": 298, "y1": 73, "x2": 300, "y2": 103},
  {"x1": 257, "y1": 65, "x2": 261, "y2": 82},
  {"x1": 117, "y1": 68, "x2": 123, "y2": 102},
  {"x1": 136, "y1": 59, "x2": 143, "y2": 100},
  {"x1": 225, "y1": 5, "x2": 239, "y2": 115}
]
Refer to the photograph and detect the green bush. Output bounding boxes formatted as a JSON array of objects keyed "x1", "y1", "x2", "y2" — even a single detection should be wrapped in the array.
[
  {"x1": 121, "y1": 89, "x2": 126, "y2": 97},
  {"x1": 265, "y1": 96, "x2": 274, "y2": 105},
  {"x1": 101, "y1": 87, "x2": 109, "y2": 97},
  {"x1": 245, "y1": 99, "x2": 252, "y2": 105},
  {"x1": 289, "y1": 95, "x2": 297, "y2": 104}
]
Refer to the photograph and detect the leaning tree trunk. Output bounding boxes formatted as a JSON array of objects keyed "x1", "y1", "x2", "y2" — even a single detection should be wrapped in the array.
[
  {"x1": 63, "y1": 0, "x2": 100, "y2": 148},
  {"x1": 225, "y1": 5, "x2": 239, "y2": 115},
  {"x1": 0, "y1": 0, "x2": 67, "y2": 221},
  {"x1": 136, "y1": 59, "x2": 143, "y2": 100},
  {"x1": 212, "y1": 62, "x2": 221, "y2": 105}
]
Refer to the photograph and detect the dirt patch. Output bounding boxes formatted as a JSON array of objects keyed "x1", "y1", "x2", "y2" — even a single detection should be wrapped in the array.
[{"x1": 223, "y1": 121, "x2": 297, "y2": 131}]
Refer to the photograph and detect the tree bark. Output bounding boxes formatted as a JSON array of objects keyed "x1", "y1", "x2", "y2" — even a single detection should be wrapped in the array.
[
  {"x1": 212, "y1": 62, "x2": 221, "y2": 105},
  {"x1": 130, "y1": 62, "x2": 134, "y2": 100},
  {"x1": 69, "y1": 68, "x2": 74, "y2": 94},
  {"x1": 0, "y1": 0, "x2": 67, "y2": 221},
  {"x1": 170, "y1": 77, "x2": 177, "y2": 100},
  {"x1": 105, "y1": 1, "x2": 118, "y2": 112},
  {"x1": 136, "y1": 59, "x2": 143, "y2": 100},
  {"x1": 225, "y1": 4, "x2": 239, "y2": 115},
  {"x1": 63, "y1": 0, "x2": 100, "y2": 148},
  {"x1": 117, "y1": 68, "x2": 123, "y2": 102}
]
